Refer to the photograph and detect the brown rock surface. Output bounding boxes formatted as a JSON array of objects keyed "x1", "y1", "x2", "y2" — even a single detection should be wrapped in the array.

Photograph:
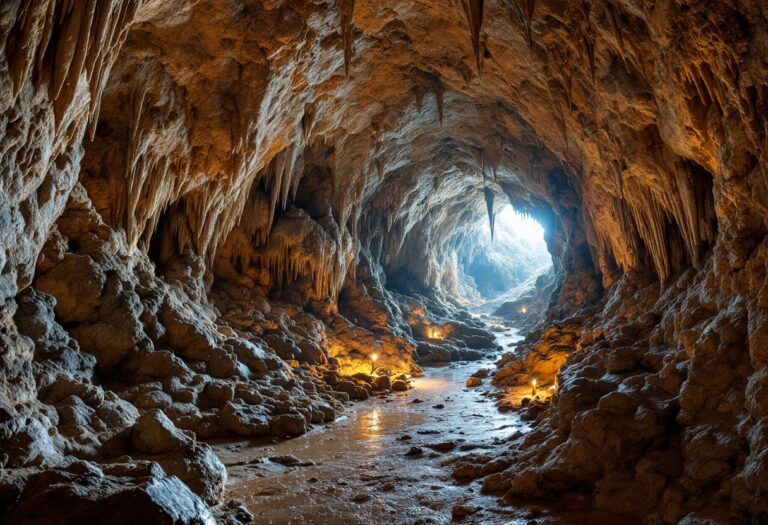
[{"x1": 0, "y1": 0, "x2": 767, "y2": 523}]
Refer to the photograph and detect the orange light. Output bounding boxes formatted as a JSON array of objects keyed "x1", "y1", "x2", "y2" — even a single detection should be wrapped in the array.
[{"x1": 429, "y1": 327, "x2": 444, "y2": 339}]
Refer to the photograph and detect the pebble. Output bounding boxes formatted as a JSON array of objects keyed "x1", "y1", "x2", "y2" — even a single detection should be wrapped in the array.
[
  {"x1": 427, "y1": 441, "x2": 456, "y2": 452},
  {"x1": 452, "y1": 504, "x2": 479, "y2": 520}
]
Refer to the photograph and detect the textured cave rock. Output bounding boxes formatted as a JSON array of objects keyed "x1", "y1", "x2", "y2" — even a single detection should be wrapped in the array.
[{"x1": 1, "y1": 0, "x2": 768, "y2": 523}]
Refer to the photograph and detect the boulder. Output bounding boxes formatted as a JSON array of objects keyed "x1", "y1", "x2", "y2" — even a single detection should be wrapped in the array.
[
  {"x1": 131, "y1": 410, "x2": 192, "y2": 454},
  {"x1": 2, "y1": 461, "x2": 215, "y2": 525}
]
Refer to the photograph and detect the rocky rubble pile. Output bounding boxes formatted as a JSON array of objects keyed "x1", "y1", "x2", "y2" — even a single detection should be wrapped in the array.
[
  {"x1": 456, "y1": 264, "x2": 768, "y2": 523},
  {"x1": 0, "y1": 188, "x2": 429, "y2": 522}
]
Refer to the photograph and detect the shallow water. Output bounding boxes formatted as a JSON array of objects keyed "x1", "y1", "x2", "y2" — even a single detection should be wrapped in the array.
[{"x1": 212, "y1": 327, "x2": 637, "y2": 525}]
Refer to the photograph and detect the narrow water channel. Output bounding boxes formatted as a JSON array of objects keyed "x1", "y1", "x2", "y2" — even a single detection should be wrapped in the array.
[{"x1": 211, "y1": 326, "x2": 635, "y2": 525}]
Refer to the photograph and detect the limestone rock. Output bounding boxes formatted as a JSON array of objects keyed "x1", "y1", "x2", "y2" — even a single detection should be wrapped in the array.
[{"x1": 131, "y1": 410, "x2": 192, "y2": 454}]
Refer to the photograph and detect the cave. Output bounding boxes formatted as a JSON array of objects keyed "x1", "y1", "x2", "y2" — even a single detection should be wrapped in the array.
[{"x1": 1, "y1": 1, "x2": 767, "y2": 524}]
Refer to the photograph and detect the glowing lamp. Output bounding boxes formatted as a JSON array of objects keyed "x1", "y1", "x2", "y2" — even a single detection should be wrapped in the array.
[
  {"x1": 531, "y1": 378, "x2": 537, "y2": 396},
  {"x1": 520, "y1": 306, "x2": 528, "y2": 314},
  {"x1": 370, "y1": 353, "x2": 378, "y2": 373},
  {"x1": 429, "y1": 327, "x2": 443, "y2": 339}
]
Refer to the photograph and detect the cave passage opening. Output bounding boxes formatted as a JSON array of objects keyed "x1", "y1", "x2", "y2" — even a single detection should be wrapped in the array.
[{"x1": 453, "y1": 203, "x2": 552, "y2": 313}]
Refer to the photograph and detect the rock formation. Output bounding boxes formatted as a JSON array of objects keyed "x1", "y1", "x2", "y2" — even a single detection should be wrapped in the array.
[{"x1": 1, "y1": 0, "x2": 767, "y2": 523}]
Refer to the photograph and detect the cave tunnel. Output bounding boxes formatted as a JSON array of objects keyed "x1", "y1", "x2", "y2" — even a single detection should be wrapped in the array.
[{"x1": 1, "y1": 1, "x2": 767, "y2": 524}]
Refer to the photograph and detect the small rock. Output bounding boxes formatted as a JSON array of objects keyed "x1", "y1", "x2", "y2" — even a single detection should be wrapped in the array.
[
  {"x1": 452, "y1": 504, "x2": 479, "y2": 520},
  {"x1": 351, "y1": 493, "x2": 371, "y2": 503},
  {"x1": 391, "y1": 380, "x2": 409, "y2": 391},
  {"x1": 405, "y1": 446, "x2": 424, "y2": 456},
  {"x1": 465, "y1": 377, "x2": 483, "y2": 387},
  {"x1": 270, "y1": 413, "x2": 307, "y2": 437},
  {"x1": 268, "y1": 454, "x2": 301, "y2": 465},
  {"x1": 433, "y1": 404, "x2": 445, "y2": 409},
  {"x1": 219, "y1": 499, "x2": 254, "y2": 524},
  {"x1": 373, "y1": 375, "x2": 392, "y2": 391},
  {"x1": 427, "y1": 441, "x2": 456, "y2": 453}
]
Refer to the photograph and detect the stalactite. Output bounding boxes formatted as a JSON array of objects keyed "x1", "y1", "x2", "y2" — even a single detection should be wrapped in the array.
[
  {"x1": 6, "y1": 0, "x2": 139, "y2": 132},
  {"x1": 607, "y1": 3, "x2": 633, "y2": 74},
  {"x1": 582, "y1": 33, "x2": 596, "y2": 82},
  {"x1": 413, "y1": 86, "x2": 424, "y2": 113},
  {"x1": 562, "y1": 71, "x2": 573, "y2": 112},
  {"x1": 460, "y1": 0, "x2": 484, "y2": 76},
  {"x1": 435, "y1": 81, "x2": 445, "y2": 126},
  {"x1": 481, "y1": 146, "x2": 500, "y2": 180},
  {"x1": 611, "y1": 160, "x2": 623, "y2": 198},
  {"x1": 338, "y1": 0, "x2": 355, "y2": 78},
  {"x1": 237, "y1": 206, "x2": 350, "y2": 301},
  {"x1": 517, "y1": 0, "x2": 536, "y2": 47},
  {"x1": 483, "y1": 186, "x2": 495, "y2": 240},
  {"x1": 7, "y1": 1, "x2": 54, "y2": 99},
  {"x1": 457, "y1": 60, "x2": 473, "y2": 87},
  {"x1": 625, "y1": 181, "x2": 672, "y2": 282},
  {"x1": 301, "y1": 106, "x2": 314, "y2": 141}
]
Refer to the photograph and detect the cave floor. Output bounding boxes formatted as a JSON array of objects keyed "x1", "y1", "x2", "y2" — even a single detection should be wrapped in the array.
[{"x1": 211, "y1": 328, "x2": 636, "y2": 525}]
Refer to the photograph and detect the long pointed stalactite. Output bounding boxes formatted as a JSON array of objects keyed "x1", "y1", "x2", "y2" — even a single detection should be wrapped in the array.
[
  {"x1": 461, "y1": 0, "x2": 484, "y2": 76},
  {"x1": 339, "y1": 0, "x2": 356, "y2": 78},
  {"x1": 483, "y1": 185, "x2": 495, "y2": 240}
]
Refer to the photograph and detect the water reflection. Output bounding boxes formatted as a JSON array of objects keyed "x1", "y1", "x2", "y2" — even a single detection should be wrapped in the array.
[
  {"x1": 212, "y1": 325, "x2": 633, "y2": 524},
  {"x1": 214, "y1": 353, "x2": 524, "y2": 524}
]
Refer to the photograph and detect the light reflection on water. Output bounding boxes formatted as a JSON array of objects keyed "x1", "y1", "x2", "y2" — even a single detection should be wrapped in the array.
[
  {"x1": 213, "y1": 348, "x2": 526, "y2": 524},
  {"x1": 212, "y1": 325, "x2": 636, "y2": 524}
]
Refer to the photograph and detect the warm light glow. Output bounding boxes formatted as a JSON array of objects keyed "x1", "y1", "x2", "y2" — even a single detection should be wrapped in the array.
[
  {"x1": 519, "y1": 306, "x2": 527, "y2": 314},
  {"x1": 532, "y1": 379, "x2": 537, "y2": 387},
  {"x1": 428, "y1": 327, "x2": 444, "y2": 339},
  {"x1": 371, "y1": 353, "x2": 378, "y2": 362}
]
